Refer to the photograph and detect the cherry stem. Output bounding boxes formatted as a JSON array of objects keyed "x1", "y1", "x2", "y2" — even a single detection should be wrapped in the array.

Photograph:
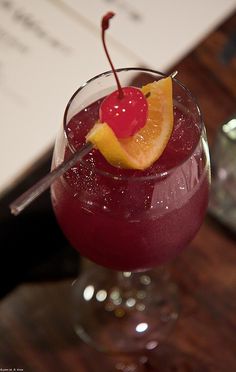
[{"x1": 101, "y1": 12, "x2": 124, "y2": 99}]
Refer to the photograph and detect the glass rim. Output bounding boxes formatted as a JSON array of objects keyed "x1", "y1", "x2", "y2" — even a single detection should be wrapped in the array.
[{"x1": 63, "y1": 67, "x2": 204, "y2": 182}]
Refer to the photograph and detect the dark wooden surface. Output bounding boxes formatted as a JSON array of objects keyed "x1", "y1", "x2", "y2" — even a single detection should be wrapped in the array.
[{"x1": 0, "y1": 11, "x2": 236, "y2": 372}]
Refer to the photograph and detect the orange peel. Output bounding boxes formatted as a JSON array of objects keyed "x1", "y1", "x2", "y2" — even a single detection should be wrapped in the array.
[{"x1": 86, "y1": 77, "x2": 173, "y2": 170}]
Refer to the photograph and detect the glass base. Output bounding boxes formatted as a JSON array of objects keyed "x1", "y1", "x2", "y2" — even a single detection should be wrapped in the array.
[{"x1": 72, "y1": 264, "x2": 179, "y2": 354}]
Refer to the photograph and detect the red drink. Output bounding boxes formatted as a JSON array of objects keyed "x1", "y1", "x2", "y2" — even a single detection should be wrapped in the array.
[{"x1": 51, "y1": 71, "x2": 210, "y2": 271}]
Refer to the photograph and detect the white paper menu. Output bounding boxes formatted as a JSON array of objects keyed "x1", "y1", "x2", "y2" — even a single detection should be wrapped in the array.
[{"x1": 0, "y1": 0, "x2": 235, "y2": 196}]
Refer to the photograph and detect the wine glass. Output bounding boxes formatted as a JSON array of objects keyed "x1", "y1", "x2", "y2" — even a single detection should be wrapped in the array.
[{"x1": 50, "y1": 68, "x2": 210, "y2": 366}]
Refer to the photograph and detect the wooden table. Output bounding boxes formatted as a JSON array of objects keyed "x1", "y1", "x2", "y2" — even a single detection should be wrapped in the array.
[{"x1": 0, "y1": 11, "x2": 236, "y2": 372}]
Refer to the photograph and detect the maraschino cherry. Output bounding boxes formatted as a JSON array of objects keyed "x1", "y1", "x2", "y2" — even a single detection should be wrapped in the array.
[{"x1": 99, "y1": 12, "x2": 148, "y2": 139}]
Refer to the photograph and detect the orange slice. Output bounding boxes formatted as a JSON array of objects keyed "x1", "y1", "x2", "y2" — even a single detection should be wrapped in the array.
[{"x1": 86, "y1": 77, "x2": 173, "y2": 170}]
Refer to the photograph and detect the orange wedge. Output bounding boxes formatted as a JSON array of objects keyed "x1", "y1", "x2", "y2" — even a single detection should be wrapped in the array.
[{"x1": 86, "y1": 77, "x2": 173, "y2": 170}]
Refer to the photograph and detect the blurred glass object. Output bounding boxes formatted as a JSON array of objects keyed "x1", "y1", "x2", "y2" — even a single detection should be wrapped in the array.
[{"x1": 209, "y1": 118, "x2": 236, "y2": 232}]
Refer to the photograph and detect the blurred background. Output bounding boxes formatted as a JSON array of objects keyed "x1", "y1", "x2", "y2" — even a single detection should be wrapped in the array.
[{"x1": 0, "y1": 1, "x2": 236, "y2": 371}]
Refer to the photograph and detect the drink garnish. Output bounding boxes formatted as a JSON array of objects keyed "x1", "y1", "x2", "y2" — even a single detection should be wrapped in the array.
[
  {"x1": 87, "y1": 77, "x2": 173, "y2": 170},
  {"x1": 86, "y1": 12, "x2": 174, "y2": 170}
]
